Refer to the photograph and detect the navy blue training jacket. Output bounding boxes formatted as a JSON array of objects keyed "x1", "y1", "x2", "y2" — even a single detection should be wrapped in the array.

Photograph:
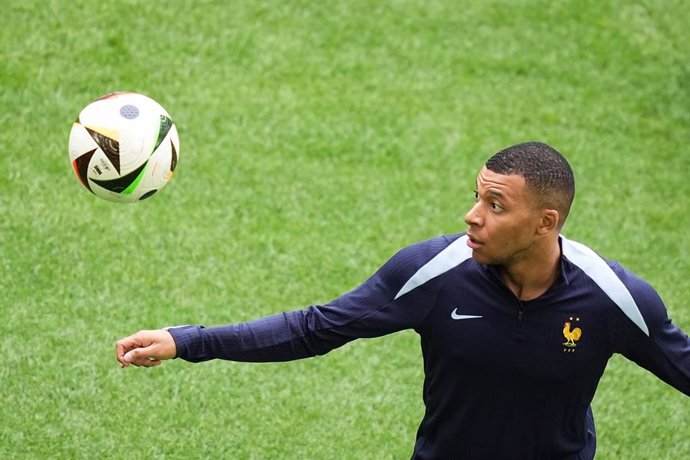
[{"x1": 169, "y1": 234, "x2": 690, "y2": 459}]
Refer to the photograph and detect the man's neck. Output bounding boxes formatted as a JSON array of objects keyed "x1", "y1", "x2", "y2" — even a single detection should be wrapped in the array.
[{"x1": 499, "y1": 238, "x2": 562, "y2": 301}]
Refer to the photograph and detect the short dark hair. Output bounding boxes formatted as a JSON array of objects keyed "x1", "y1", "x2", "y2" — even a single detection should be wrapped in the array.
[{"x1": 486, "y1": 141, "x2": 575, "y2": 228}]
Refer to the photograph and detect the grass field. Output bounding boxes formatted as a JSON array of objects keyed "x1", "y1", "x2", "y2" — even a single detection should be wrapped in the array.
[{"x1": 1, "y1": 0, "x2": 689, "y2": 458}]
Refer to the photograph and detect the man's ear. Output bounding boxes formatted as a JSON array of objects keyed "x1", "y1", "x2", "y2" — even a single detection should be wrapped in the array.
[{"x1": 538, "y1": 209, "x2": 560, "y2": 234}]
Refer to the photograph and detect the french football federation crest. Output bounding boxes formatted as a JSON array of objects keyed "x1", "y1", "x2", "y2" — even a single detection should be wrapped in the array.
[{"x1": 562, "y1": 317, "x2": 582, "y2": 352}]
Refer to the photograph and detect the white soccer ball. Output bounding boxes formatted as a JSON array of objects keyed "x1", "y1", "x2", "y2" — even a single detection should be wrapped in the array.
[{"x1": 68, "y1": 92, "x2": 180, "y2": 202}]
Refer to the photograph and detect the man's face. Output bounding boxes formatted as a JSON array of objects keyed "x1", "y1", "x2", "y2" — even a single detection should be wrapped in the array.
[{"x1": 463, "y1": 167, "x2": 544, "y2": 266}]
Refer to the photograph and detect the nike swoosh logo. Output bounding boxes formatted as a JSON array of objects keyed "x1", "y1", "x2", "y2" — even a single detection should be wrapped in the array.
[{"x1": 451, "y1": 308, "x2": 483, "y2": 320}]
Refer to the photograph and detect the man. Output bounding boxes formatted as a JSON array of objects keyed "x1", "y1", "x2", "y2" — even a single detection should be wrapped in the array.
[{"x1": 116, "y1": 142, "x2": 690, "y2": 459}]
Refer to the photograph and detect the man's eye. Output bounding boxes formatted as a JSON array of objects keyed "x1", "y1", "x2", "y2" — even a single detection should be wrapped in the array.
[
  {"x1": 491, "y1": 203, "x2": 504, "y2": 212},
  {"x1": 473, "y1": 191, "x2": 479, "y2": 201}
]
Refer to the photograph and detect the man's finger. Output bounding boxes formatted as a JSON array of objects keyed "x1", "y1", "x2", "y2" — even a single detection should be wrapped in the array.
[
  {"x1": 115, "y1": 339, "x2": 132, "y2": 367},
  {"x1": 124, "y1": 347, "x2": 157, "y2": 367}
]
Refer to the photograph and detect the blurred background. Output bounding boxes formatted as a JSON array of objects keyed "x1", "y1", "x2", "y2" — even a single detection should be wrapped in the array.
[{"x1": 1, "y1": 0, "x2": 688, "y2": 458}]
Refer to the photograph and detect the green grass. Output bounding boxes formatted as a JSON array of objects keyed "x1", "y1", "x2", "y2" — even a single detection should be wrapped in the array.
[{"x1": 2, "y1": 0, "x2": 689, "y2": 458}]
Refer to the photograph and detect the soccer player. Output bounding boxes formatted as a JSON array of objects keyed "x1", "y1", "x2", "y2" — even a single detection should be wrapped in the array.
[{"x1": 116, "y1": 142, "x2": 690, "y2": 459}]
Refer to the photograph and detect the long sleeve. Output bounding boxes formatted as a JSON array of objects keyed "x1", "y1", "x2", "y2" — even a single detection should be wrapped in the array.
[
  {"x1": 610, "y1": 265, "x2": 690, "y2": 396},
  {"x1": 168, "y1": 236, "x2": 455, "y2": 363}
]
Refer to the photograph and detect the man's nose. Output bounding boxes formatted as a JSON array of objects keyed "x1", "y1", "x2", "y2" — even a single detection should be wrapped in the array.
[{"x1": 464, "y1": 202, "x2": 482, "y2": 227}]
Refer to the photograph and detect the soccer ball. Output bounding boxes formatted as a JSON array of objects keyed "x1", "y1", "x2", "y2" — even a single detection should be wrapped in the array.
[{"x1": 68, "y1": 92, "x2": 180, "y2": 202}]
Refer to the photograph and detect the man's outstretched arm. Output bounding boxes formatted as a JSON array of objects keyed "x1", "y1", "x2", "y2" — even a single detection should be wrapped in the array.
[{"x1": 114, "y1": 235, "x2": 457, "y2": 368}]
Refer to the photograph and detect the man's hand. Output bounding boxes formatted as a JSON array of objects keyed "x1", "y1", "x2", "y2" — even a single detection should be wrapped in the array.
[{"x1": 115, "y1": 329, "x2": 176, "y2": 368}]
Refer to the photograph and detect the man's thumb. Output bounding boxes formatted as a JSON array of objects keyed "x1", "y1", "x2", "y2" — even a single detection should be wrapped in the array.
[{"x1": 124, "y1": 347, "x2": 148, "y2": 364}]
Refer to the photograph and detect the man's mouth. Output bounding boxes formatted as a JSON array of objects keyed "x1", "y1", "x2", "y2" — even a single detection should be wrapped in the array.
[{"x1": 466, "y1": 233, "x2": 483, "y2": 249}]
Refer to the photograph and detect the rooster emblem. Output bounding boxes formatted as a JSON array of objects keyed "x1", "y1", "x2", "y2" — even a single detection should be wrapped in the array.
[{"x1": 562, "y1": 317, "x2": 582, "y2": 348}]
